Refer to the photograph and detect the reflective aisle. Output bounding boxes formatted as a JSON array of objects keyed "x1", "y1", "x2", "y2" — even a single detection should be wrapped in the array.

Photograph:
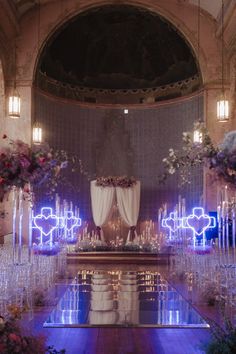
[{"x1": 44, "y1": 270, "x2": 209, "y2": 328}]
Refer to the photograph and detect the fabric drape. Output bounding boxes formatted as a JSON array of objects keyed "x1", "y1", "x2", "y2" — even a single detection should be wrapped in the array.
[
  {"x1": 116, "y1": 181, "x2": 140, "y2": 244},
  {"x1": 90, "y1": 180, "x2": 115, "y2": 241}
]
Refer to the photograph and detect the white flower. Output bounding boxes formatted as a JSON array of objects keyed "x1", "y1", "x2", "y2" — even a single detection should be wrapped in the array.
[
  {"x1": 60, "y1": 161, "x2": 68, "y2": 169},
  {"x1": 168, "y1": 167, "x2": 176, "y2": 174},
  {"x1": 169, "y1": 148, "x2": 175, "y2": 157}
]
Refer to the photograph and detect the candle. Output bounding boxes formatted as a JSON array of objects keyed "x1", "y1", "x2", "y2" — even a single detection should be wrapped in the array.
[
  {"x1": 226, "y1": 208, "x2": 229, "y2": 249},
  {"x1": 217, "y1": 205, "x2": 222, "y2": 248},
  {"x1": 232, "y1": 208, "x2": 236, "y2": 248},
  {"x1": 70, "y1": 201, "x2": 73, "y2": 211},
  {"x1": 164, "y1": 203, "x2": 167, "y2": 218},
  {"x1": 222, "y1": 201, "x2": 226, "y2": 218},
  {"x1": 222, "y1": 210, "x2": 225, "y2": 249},
  {"x1": 224, "y1": 185, "x2": 228, "y2": 206}
]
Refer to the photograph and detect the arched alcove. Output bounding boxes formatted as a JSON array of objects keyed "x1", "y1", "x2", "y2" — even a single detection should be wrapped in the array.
[
  {"x1": 38, "y1": 5, "x2": 201, "y2": 91},
  {"x1": 30, "y1": 4, "x2": 205, "y2": 219},
  {"x1": 30, "y1": 4, "x2": 204, "y2": 219}
]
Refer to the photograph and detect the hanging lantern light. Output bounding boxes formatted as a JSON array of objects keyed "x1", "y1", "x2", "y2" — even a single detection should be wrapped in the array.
[
  {"x1": 195, "y1": 0, "x2": 204, "y2": 129},
  {"x1": 217, "y1": 94, "x2": 229, "y2": 122},
  {"x1": 217, "y1": 0, "x2": 229, "y2": 122},
  {"x1": 32, "y1": 122, "x2": 42, "y2": 144},
  {"x1": 8, "y1": 87, "x2": 21, "y2": 119},
  {"x1": 194, "y1": 0, "x2": 204, "y2": 136},
  {"x1": 32, "y1": 0, "x2": 43, "y2": 144}
]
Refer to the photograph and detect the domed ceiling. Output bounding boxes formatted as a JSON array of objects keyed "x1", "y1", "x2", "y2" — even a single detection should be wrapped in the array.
[{"x1": 39, "y1": 5, "x2": 200, "y2": 90}]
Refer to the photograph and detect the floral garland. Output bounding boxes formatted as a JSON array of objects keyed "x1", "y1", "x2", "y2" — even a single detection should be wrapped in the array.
[
  {"x1": 159, "y1": 122, "x2": 236, "y2": 188},
  {"x1": 96, "y1": 176, "x2": 137, "y2": 188}
]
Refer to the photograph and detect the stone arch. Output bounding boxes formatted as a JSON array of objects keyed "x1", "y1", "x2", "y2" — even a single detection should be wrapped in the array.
[
  {"x1": 14, "y1": 0, "x2": 221, "y2": 87},
  {"x1": 9, "y1": 0, "x2": 223, "y2": 154},
  {"x1": 34, "y1": 4, "x2": 205, "y2": 89}
]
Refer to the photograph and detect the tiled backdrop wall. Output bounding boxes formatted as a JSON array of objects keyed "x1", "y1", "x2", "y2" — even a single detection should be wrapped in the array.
[{"x1": 35, "y1": 91, "x2": 203, "y2": 220}]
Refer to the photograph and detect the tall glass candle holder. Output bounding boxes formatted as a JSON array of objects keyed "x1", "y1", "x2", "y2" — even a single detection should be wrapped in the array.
[{"x1": 12, "y1": 187, "x2": 24, "y2": 264}]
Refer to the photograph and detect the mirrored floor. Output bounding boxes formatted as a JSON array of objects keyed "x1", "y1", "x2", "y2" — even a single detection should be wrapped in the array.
[{"x1": 44, "y1": 270, "x2": 209, "y2": 328}]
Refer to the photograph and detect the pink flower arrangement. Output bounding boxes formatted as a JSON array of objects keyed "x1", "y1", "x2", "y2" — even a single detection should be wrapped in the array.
[
  {"x1": 0, "y1": 135, "x2": 70, "y2": 201},
  {"x1": 0, "y1": 306, "x2": 65, "y2": 353},
  {"x1": 96, "y1": 176, "x2": 137, "y2": 188},
  {"x1": 0, "y1": 315, "x2": 46, "y2": 354},
  {"x1": 0, "y1": 316, "x2": 65, "y2": 353}
]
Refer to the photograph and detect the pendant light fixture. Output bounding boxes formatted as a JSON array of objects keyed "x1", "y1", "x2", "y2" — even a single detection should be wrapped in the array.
[
  {"x1": 193, "y1": 0, "x2": 203, "y2": 144},
  {"x1": 8, "y1": 40, "x2": 20, "y2": 118},
  {"x1": 32, "y1": 122, "x2": 42, "y2": 144},
  {"x1": 32, "y1": 0, "x2": 43, "y2": 144},
  {"x1": 217, "y1": 0, "x2": 229, "y2": 122}
]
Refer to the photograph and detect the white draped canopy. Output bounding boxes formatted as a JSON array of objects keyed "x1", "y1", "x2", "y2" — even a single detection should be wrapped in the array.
[
  {"x1": 90, "y1": 180, "x2": 140, "y2": 243},
  {"x1": 90, "y1": 180, "x2": 115, "y2": 242}
]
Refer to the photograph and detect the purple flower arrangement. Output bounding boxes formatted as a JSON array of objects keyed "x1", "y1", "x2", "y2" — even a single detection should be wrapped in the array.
[
  {"x1": 160, "y1": 123, "x2": 236, "y2": 188},
  {"x1": 187, "y1": 245, "x2": 212, "y2": 255},
  {"x1": 209, "y1": 144, "x2": 236, "y2": 186},
  {"x1": 0, "y1": 135, "x2": 69, "y2": 201},
  {"x1": 206, "y1": 130, "x2": 236, "y2": 187},
  {"x1": 32, "y1": 244, "x2": 61, "y2": 256},
  {"x1": 96, "y1": 176, "x2": 137, "y2": 188},
  {"x1": 0, "y1": 309, "x2": 65, "y2": 353}
]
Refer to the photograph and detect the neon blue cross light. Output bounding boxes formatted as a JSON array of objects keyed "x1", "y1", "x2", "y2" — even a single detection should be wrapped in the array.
[
  {"x1": 32, "y1": 207, "x2": 61, "y2": 247},
  {"x1": 32, "y1": 207, "x2": 82, "y2": 247},
  {"x1": 184, "y1": 207, "x2": 216, "y2": 247},
  {"x1": 64, "y1": 210, "x2": 81, "y2": 242},
  {"x1": 162, "y1": 207, "x2": 216, "y2": 247},
  {"x1": 162, "y1": 212, "x2": 182, "y2": 239}
]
